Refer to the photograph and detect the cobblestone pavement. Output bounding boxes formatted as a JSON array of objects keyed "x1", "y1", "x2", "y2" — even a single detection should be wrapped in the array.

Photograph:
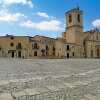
[{"x1": 0, "y1": 58, "x2": 100, "y2": 100}]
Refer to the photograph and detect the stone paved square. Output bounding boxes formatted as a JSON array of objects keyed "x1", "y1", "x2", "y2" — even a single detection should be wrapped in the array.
[{"x1": 0, "y1": 58, "x2": 100, "y2": 100}]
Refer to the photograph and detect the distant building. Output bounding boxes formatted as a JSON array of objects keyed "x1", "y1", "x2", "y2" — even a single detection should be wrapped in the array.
[{"x1": 0, "y1": 7, "x2": 100, "y2": 58}]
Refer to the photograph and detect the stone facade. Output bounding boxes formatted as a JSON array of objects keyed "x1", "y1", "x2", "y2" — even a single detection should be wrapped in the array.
[{"x1": 0, "y1": 7, "x2": 100, "y2": 58}]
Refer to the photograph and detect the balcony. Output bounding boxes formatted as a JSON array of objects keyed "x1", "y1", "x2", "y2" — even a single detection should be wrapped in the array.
[
  {"x1": 32, "y1": 46, "x2": 39, "y2": 49},
  {"x1": 16, "y1": 43, "x2": 22, "y2": 50},
  {"x1": 32, "y1": 43, "x2": 39, "y2": 49}
]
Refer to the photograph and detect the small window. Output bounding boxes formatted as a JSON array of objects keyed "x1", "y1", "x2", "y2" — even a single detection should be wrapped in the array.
[
  {"x1": 69, "y1": 14, "x2": 72, "y2": 23},
  {"x1": 10, "y1": 36, "x2": 14, "y2": 40},
  {"x1": 67, "y1": 45, "x2": 69, "y2": 50},
  {"x1": 10, "y1": 43, "x2": 14, "y2": 47},
  {"x1": 77, "y1": 14, "x2": 80, "y2": 22}
]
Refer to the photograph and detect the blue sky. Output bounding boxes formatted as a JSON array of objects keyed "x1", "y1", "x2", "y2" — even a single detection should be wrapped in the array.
[{"x1": 0, "y1": 0, "x2": 100, "y2": 38}]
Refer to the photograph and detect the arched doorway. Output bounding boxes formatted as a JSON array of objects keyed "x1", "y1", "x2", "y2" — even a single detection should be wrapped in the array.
[
  {"x1": 12, "y1": 51, "x2": 14, "y2": 58},
  {"x1": 67, "y1": 53, "x2": 69, "y2": 58},
  {"x1": 97, "y1": 48, "x2": 100, "y2": 58},
  {"x1": 34, "y1": 51, "x2": 37, "y2": 56},
  {"x1": 18, "y1": 51, "x2": 21, "y2": 58},
  {"x1": 41, "y1": 49, "x2": 45, "y2": 56},
  {"x1": 91, "y1": 50, "x2": 93, "y2": 58}
]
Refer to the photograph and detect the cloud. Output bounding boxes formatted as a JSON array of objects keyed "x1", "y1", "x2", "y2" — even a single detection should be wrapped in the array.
[
  {"x1": 1, "y1": 0, "x2": 34, "y2": 8},
  {"x1": 36, "y1": 12, "x2": 56, "y2": 20},
  {"x1": 0, "y1": 10, "x2": 26, "y2": 22},
  {"x1": 36, "y1": 12, "x2": 49, "y2": 19},
  {"x1": 20, "y1": 20, "x2": 63, "y2": 31},
  {"x1": 92, "y1": 19, "x2": 100, "y2": 27}
]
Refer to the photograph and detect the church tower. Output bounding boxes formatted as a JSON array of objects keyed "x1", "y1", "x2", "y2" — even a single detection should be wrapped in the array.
[{"x1": 65, "y1": 7, "x2": 83, "y2": 45}]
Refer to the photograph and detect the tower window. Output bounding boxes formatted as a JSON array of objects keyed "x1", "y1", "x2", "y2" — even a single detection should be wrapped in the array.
[
  {"x1": 69, "y1": 14, "x2": 72, "y2": 23},
  {"x1": 77, "y1": 14, "x2": 80, "y2": 22}
]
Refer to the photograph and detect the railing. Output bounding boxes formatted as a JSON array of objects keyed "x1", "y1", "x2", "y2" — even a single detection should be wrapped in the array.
[{"x1": 16, "y1": 45, "x2": 22, "y2": 49}]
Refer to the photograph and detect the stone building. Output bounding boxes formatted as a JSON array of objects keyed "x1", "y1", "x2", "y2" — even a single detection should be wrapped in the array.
[
  {"x1": 0, "y1": 7, "x2": 100, "y2": 58},
  {"x1": 0, "y1": 35, "x2": 56, "y2": 58},
  {"x1": 0, "y1": 35, "x2": 31, "y2": 58},
  {"x1": 62, "y1": 7, "x2": 100, "y2": 58}
]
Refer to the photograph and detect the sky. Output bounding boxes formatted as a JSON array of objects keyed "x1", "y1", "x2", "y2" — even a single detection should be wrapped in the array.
[{"x1": 0, "y1": 0, "x2": 100, "y2": 38}]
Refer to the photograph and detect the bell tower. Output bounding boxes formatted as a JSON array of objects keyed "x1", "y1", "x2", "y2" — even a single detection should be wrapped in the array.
[{"x1": 65, "y1": 7, "x2": 83, "y2": 44}]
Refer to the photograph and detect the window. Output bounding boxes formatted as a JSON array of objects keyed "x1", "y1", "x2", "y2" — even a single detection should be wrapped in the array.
[
  {"x1": 18, "y1": 43, "x2": 22, "y2": 48},
  {"x1": 77, "y1": 14, "x2": 80, "y2": 22},
  {"x1": 10, "y1": 43, "x2": 14, "y2": 47},
  {"x1": 67, "y1": 45, "x2": 69, "y2": 50},
  {"x1": 69, "y1": 14, "x2": 72, "y2": 23},
  {"x1": 10, "y1": 36, "x2": 14, "y2": 40},
  {"x1": 16, "y1": 43, "x2": 22, "y2": 49},
  {"x1": 34, "y1": 43, "x2": 38, "y2": 49},
  {"x1": 34, "y1": 51, "x2": 37, "y2": 56}
]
